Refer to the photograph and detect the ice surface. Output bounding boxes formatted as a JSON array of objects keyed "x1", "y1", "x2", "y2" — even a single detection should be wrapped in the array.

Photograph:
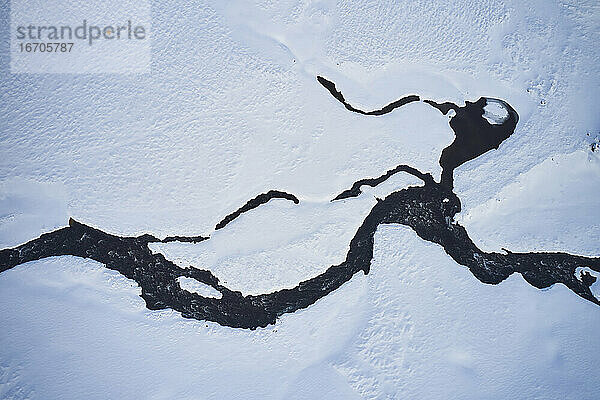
[
  {"x1": 457, "y1": 150, "x2": 600, "y2": 255},
  {"x1": 1, "y1": 0, "x2": 599, "y2": 398},
  {"x1": 575, "y1": 267, "x2": 600, "y2": 301},
  {"x1": 149, "y1": 173, "x2": 420, "y2": 295},
  {"x1": 482, "y1": 99, "x2": 509, "y2": 125},
  {"x1": 177, "y1": 276, "x2": 222, "y2": 299}
]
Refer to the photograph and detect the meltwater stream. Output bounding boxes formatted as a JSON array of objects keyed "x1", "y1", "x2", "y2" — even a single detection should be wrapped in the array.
[{"x1": 0, "y1": 76, "x2": 598, "y2": 329}]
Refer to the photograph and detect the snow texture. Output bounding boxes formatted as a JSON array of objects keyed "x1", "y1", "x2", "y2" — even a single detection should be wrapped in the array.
[
  {"x1": 482, "y1": 99, "x2": 509, "y2": 125},
  {"x1": 1, "y1": 0, "x2": 599, "y2": 398},
  {"x1": 177, "y1": 276, "x2": 222, "y2": 299}
]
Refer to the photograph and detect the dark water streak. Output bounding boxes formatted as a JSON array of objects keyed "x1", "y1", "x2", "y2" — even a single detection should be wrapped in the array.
[
  {"x1": 317, "y1": 76, "x2": 420, "y2": 116},
  {"x1": 0, "y1": 77, "x2": 598, "y2": 329},
  {"x1": 215, "y1": 190, "x2": 299, "y2": 230},
  {"x1": 332, "y1": 164, "x2": 434, "y2": 201}
]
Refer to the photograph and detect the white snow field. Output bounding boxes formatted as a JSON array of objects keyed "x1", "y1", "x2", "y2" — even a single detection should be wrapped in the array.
[{"x1": 1, "y1": 0, "x2": 599, "y2": 399}]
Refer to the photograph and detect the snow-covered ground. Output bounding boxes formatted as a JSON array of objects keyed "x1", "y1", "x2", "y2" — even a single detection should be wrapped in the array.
[{"x1": 1, "y1": 0, "x2": 599, "y2": 398}]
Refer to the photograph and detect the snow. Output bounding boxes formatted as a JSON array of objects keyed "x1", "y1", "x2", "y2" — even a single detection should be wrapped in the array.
[
  {"x1": 334, "y1": 225, "x2": 600, "y2": 399},
  {"x1": 0, "y1": 256, "x2": 370, "y2": 400},
  {"x1": 149, "y1": 173, "x2": 421, "y2": 296},
  {"x1": 10, "y1": 0, "x2": 151, "y2": 73},
  {"x1": 2, "y1": 228, "x2": 599, "y2": 399},
  {"x1": 177, "y1": 276, "x2": 222, "y2": 299},
  {"x1": 575, "y1": 267, "x2": 600, "y2": 301},
  {"x1": 1, "y1": 0, "x2": 599, "y2": 398},
  {"x1": 483, "y1": 99, "x2": 509, "y2": 125},
  {"x1": 457, "y1": 149, "x2": 600, "y2": 255}
]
